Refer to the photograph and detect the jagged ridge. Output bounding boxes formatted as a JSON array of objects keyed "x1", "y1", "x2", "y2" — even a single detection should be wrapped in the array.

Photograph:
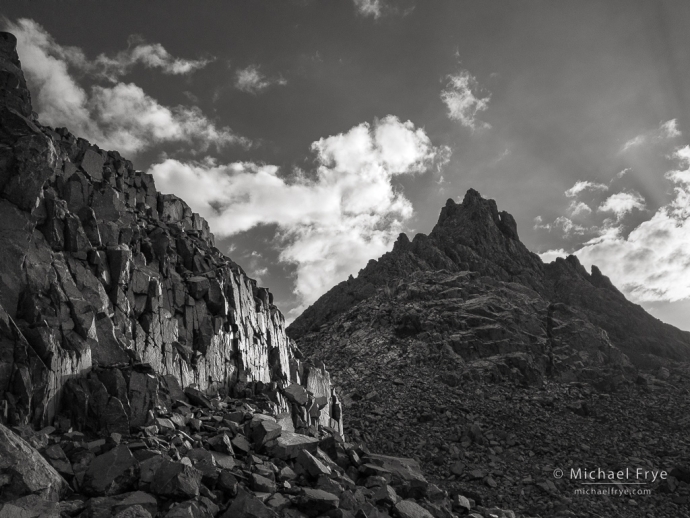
[{"x1": 289, "y1": 189, "x2": 690, "y2": 365}]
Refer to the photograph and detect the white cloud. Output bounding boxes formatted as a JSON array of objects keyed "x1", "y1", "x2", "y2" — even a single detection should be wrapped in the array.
[
  {"x1": 597, "y1": 191, "x2": 646, "y2": 219},
  {"x1": 151, "y1": 116, "x2": 445, "y2": 311},
  {"x1": 660, "y1": 119, "x2": 681, "y2": 139},
  {"x1": 534, "y1": 215, "x2": 586, "y2": 236},
  {"x1": 353, "y1": 0, "x2": 384, "y2": 18},
  {"x1": 621, "y1": 134, "x2": 646, "y2": 152},
  {"x1": 93, "y1": 36, "x2": 213, "y2": 81},
  {"x1": 542, "y1": 145, "x2": 690, "y2": 304},
  {"x1": 234, "y1": 65, "x2": 286, "y2": 94},
  {"x1": 666, "y1": 145, "x2": 690, "y2": 185},
  {"x1": 90, "y1": 83, "x2": 247, "y2": 153},
  {"x1": 621, "y1": 119, "x2": 681, "y2": 152},
  {"x1": 564, "y1": 180, "x2": 608, "y2": 198},
  {"x1": 441, "y1": 70, "x2": 490, "y2": 129},
  {"x1": 539, "y1": 248, "x2": 567, "y2": 264},
  {"x1": 568, "y1": 201, "x2": 592, "y2": 217},
  {"x1": 4, "y1": 18, "x2": 242, "y2": 155}
]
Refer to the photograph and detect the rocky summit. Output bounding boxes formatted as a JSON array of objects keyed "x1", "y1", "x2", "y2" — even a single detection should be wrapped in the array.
[
  {"x1": 1, "y1": 25, "x2": 690, "y2": 518},
  {"x1": 288, "y1": 185, "x2": 690, "y2": 514}
]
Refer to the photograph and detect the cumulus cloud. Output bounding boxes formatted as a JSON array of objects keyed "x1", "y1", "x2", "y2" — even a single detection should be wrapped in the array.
[
  {"x1": 564, "y1": 180, "x2": 608, "y2": 198},
  {"x1": 151, "y1": 116, "x2": 446, "y2": 311},
  {"x1": 353, "y1": 0, "x2": 384, "y2": 18},
  {"x1": 4, "y1": 18, "x2": 242, "y2": 154},
  {"x1": 441, "y1": 70, "x2": 490, "y2": 129},
  {"x1": 541, "y1": 145, "x2": 690, "y2": 304},
  {"x1": 234, "y1": 65, "x2": 286, "y2": 94},
  {"x1": 597, "y1": 191, "x2": 646, "y2": 219},
  {"x1": 89, "y1": 83, "x2": 247, "y2": 154},
  {"x1": 568, "y1": 201, "x2": 592, "y2": 217}
]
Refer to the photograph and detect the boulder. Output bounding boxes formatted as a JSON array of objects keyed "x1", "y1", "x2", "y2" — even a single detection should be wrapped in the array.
[
  {"x1": 251, "y1": 418, "x2": 282, "y2": 448},
  {"x1": 221, "y1": 488, "x2": 276, "y2": 518},
  {"x1": 282, "y1": 383, "x2": 309, "y2": 406},
  {"x1": 0, "y1": 494, "x2": 61, "y2": 518},
  {"x1": 295, "y1": 488, "x2": 339, "y2": 517},
  {"x1": 80, "y1": 148, "x2": 104, "y2": 182},
  {"x1": 82, "y1": 445, "x2": 139, "y2": 496},
  {"x1": 268, "y1": 432, "x2": 319, "y2": 460},
  {"x1": 394, "y1": 500, "x2": 434, "y2": 518},
  {"x1": 150, "y1": 459, "x2": 201, "y2": 499},
  {"x1": 296, "y1": 449, "x2": 332, "y2": 478},
  {"x1": 363, "y1": 454, "x2": 428, "y2": 497},
  {"x1": 0, "y1": 423, "x2": 68, "y2": 502}
]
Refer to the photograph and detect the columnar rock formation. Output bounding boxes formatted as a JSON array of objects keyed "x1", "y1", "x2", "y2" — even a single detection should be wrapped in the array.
[{"x1": 0, "y1": 32, "x2": 336, "y2": 435}]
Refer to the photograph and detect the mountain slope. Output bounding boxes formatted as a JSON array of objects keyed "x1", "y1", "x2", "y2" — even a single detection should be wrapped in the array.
[
  {"x1": 289, "y1": 189, "x2": 690, "y2": 366},
  {"x1": 287, "y1": 189, "x2": 690, "y2": 516}
]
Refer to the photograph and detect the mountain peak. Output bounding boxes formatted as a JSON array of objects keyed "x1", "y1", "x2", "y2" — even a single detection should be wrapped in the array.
[{"x1": 435, "y1": 189, "x2": 520, "y2": 241}]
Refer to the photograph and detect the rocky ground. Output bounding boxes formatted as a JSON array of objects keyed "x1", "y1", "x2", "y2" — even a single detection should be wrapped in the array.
[
  {"x1": 342, "y1": 365, "x2": 690, "y2": 518},
  {"x1": 0, "y1": 371, "x2": 523, "y2": 518}
]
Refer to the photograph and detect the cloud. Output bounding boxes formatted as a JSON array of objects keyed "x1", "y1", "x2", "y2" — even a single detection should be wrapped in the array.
[
  {"x1": 89, "y1": 83, "x2": 247, "y2": 153},
  {"x1": 660, "y1": 119, "x2": 681, "y2": 139},
  {"x1": 353, "y1": 0, "x2": 384, "y2": 18},
  {"x1": 542, "y1": 145, "x2": 690, "y2": 304},
  {"x1": 621, "y1": 119, "x2": 681, "y2": 152},
  {"x1": 234, "y1": 65, "x2": 287, "y2": 94},
  {"x1": 440, "y1": 70, "x2": 490, "y2": 129},
  {"x1": 534, "y1": 216, "x2": 586, "y2": 236},
  {"x1": 92, "y1": 35, "x2": 213, "y2": 81},
  {"x1": 4, "y1": 18, "x2": 242, "y2": 154},
  {"x1": 564, "y1": 180, "x2": 608, "y2": 198},
  {"x1": 568, "y1": 201, "x2": 592, "y2": 217},
  {"x1": 150, "y1": 116, "x2": 446, "y2": 311},
  {"x1": 539, "y1": 248, "x2": 567, "y2": 264},
  {"x1": 597, "y1": 191, "x2": 646, "y2": 219},
  {"x1": 621, "y1": 135, "x2": 645, "y2": 152}
]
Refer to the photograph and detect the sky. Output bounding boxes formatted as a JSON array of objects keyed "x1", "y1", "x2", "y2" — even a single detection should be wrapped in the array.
[{"x1": 2, "y1": 0, "x2": 690, "y2": 330}]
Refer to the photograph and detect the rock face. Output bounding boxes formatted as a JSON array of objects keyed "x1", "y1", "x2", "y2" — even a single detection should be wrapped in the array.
[
  {"x1": 289, "y1": 189, "x2": 690, "y2": 367},
  {"x1": 0, "y1": 31, "x2": 336, "y2": 436}
]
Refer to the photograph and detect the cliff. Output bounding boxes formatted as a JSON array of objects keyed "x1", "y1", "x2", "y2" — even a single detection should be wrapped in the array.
[{"x1": 0, "y1": 31, "x2": 337, "y2": 435}]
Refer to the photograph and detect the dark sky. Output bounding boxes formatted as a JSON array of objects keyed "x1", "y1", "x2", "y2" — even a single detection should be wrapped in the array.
[{"x1": 3, "y1": 0, "x2": 690, "y2": 329}]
